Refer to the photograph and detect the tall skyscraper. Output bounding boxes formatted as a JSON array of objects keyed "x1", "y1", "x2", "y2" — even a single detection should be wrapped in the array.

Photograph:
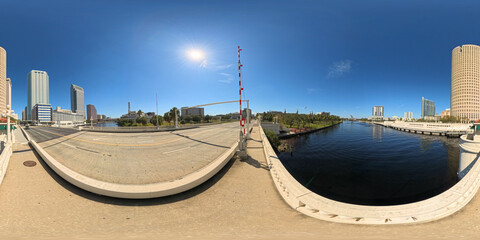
[
  {"x1": 0, "y1": 47, "x2": 6, "y2": 115},
  {"x1": 87, "y1": 104, "x2": 97, "y2": 121},
  {"x1": 421, "y1": 97, "x2": 434, "y2": 118},
  {"x1": 27, "y1": 70, "x2": 49, "y2": 120},
  {"x1": 451, "y1": 44, "x2": 480, "y2": 120},
  {"x1": 421, "y1": 97, "x2": 435, "y2": 119},
  {"x1": 70, "y1": 84, "x2": 85, "y2": 119},
  {"x1": 372, "y1": 106, "x2": 384, "y2": 119}
]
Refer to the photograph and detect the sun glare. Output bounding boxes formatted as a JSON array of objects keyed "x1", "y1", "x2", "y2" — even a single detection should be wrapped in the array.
[{"x1": 188, "y1": 49, "x2": 204, "y2": 61}]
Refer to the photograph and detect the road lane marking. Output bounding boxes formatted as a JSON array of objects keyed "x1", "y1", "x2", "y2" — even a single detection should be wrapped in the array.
[
  {"x1": 163, "y1": 146, "x2": 191, "y2": 154},
  {"x1": 30, "y1": 127, "x2": 221, "y2": 147}
]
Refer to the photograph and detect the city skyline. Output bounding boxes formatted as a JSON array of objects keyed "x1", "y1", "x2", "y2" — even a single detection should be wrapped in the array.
[{"x1": 2, "y1": 1, "x2": 480, "y2": 118}]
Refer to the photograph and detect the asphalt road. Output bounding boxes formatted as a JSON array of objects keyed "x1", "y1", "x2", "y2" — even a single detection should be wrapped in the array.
[{"x1": 25, "y1": 123, "x2": 239, "y2": 184}]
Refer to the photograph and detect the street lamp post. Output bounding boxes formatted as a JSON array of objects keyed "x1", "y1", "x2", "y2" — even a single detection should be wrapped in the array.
[{"x1": 6, "y1": 105, "x2": 11, "y2": 143}]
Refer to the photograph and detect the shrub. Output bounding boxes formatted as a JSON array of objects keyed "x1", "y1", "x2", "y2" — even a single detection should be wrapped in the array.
[{"x1": 264, "y1": 129, "x2": 280, "y2": 150}]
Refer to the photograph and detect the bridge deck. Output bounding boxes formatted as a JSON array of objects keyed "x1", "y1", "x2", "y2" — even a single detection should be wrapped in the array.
[
  {"x1": 0, "y1": 126, "x2": 479, "y2": 238},
  {"x1": 24, "y1": 123, "x2": 238, "y2": 185}
]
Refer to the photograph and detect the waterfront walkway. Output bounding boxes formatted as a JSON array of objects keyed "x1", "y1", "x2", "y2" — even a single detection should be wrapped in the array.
[{"x1": 0, "y1": 125, "x2": 480, "y2": 238}]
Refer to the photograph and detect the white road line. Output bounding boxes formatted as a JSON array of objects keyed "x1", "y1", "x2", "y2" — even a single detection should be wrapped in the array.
[{"x1": 163, "y1": 146, "x2": 191, "y2": 154}]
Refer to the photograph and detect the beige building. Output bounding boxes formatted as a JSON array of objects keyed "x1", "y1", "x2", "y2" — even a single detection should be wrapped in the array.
[
  {"x1": 0, "y1": 47, "x2": 6, "y2": 115},
  {"x1": 441, "y1": 109, "x2": 451, "y2": 118},
  {"x1": 451, "y1": 44, "x2": 480, "y2": 120}
]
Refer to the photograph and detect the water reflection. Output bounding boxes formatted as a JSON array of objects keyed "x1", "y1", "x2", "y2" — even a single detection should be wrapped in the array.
[
  {"x1": 277, "y1": 121, "x2": 460, "y2": 206},
  {"x1": 372, "y1": 124, "x2": 383, "y2": 141}
]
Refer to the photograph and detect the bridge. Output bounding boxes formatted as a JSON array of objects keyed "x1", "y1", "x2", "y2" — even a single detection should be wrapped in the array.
[
  {"x1": 22, "y1": 123, "x2": 239, "y2": 198},
  {"x1": 0, "y1": 123, "x2": 479, "y2": 238}
]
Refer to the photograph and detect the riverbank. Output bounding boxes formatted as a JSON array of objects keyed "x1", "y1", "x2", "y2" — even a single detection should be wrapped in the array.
[{"x1": 278, "y1": 121, "x2": 342, "y2": 139}]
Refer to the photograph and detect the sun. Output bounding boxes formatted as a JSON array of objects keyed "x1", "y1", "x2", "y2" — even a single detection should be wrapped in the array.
[{"x1": 187, "y1": 49, "x2": 204, "y2": 61}]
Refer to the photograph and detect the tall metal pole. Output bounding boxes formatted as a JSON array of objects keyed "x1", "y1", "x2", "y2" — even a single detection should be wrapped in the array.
[
  {"x1": 6, "y1": 106, "x2": 10, "y2": 143},
  {"x1": 156, "y1": 93, "x2": 159, "y2": 129},
  {"x1": 238, "y1": 46, "x2": 245, "y2": 150},
  {"x1": 175, "y1": 108, "x2": 178, "y2": 128}
]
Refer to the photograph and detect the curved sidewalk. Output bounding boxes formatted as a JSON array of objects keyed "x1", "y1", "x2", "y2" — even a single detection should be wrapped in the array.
[
  {"x1": 259, "y1": 122, "x2": 480, "y2": 225},
  {"x1": 22, "y1": 124, "x2": 238, "y2": 199}
]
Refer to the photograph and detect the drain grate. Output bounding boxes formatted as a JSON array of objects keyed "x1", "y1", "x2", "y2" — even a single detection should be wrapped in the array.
[{"x1": 23, "y1": 161, "x2": 37, "y2": 167}]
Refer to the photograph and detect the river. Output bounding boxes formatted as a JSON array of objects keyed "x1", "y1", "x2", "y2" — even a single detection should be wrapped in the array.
[{"x1": 277, "y1": 121, "x2": 459, "y2": 206}]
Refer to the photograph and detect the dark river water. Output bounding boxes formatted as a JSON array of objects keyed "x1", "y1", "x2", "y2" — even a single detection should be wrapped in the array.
[{"x1": 277, "y1": 121, "x2": 460, "y2": 206}]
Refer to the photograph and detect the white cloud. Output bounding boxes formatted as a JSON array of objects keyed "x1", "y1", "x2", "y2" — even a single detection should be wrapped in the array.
[
  {"x1": 218, "y1": 72, "x2": 234, "y2": 83},
  {"x1": 327, "y1": 60, "x2": 352, "y2": 77},
  {"x1": 200, "y1": 59, "x2": 208, "y2": 68},
  {"x1": 212, "y1": 64, "x2": 233, "y2": 70},
  {"x1": 307, "y1": 88, "x2": 316, "y2": 94}
]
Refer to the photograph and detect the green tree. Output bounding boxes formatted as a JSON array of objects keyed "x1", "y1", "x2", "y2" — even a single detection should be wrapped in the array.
[
  {"x1": 192, "y1": 115, "x2": 201, "y2": 123},
  {"x1": 136, "y1": 116, "x2": 148, "y2": 125},
  {"x1": 204, "y1": 114, "x2": 212, "y2": 123},
  {"x1": 150, "y1": 115, "x2": 164, "y2": 125},
  {"x1": 164, "y1": 112, "x2": 171, "y2": 125}
]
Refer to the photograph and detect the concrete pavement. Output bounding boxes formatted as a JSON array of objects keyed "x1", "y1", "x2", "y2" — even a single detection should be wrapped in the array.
[{"x1": 25, "y1": 123, "x2": 238, "y2": 185}]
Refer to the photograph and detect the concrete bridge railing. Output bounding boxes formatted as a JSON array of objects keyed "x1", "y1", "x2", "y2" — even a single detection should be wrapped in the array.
[
  {"x1": 0, "y1": 135, "x2": 12, "y2": 187},
  {"x1": 258, "y1": 122, "x2": 480, "y2": 225}
]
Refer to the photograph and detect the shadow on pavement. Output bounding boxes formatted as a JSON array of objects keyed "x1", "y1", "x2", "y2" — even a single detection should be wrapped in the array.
[
  {"x1": 241, "y1": 155, "x2": 270, "y2": 171},
  {"x1": 26, "y1": 127, "x2": 80, "y2": 143},
  {"x1": 170, "y1": 132, "x2": 230, "y2": 149},
  {"x1": 32, "y1": 146, "x2": 237, "y2": 206}
]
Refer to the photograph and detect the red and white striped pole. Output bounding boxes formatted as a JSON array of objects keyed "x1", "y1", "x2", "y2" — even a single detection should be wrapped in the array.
[{"x1": 238, "y1": 46, "x2": 245, "y2": 150}]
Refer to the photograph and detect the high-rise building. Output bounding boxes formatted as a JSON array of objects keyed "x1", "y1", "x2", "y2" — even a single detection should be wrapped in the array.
[
  {"x1": 372, "y1": 106, "x2": 384, "y2": 119},
  {"x1": 421, "y1": 97, "x2": 435, "y2": 119},
  {"x1": 87, "y1": 104, "x2": 97, "y2": 121},
  {"x1": 27, "y1": 70, "x2": 49, "y2": 120},
  {"x1": 0, "y1": 47, "x2": 6, "y2": 115},
  {"x1": 70, "y1": 84, "x2": 85, "y2": 119},
  {"x1": 32, "y1": 103, "x2": 52, "y2": 123},
  {"x1": 451, "y1": 44, "x2": 480, "y2": 120},
  {"x1": 22, "y1": 109, "x2": 25, "y2": 121},
  {"x1": 404, "y1": 112, "x2": 413, "y2": 120}
]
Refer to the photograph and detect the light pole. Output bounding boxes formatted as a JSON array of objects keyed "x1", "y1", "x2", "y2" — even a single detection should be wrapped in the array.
[
  {"x1": 6, "y1": 105, "x2": 11, "y2": 143},
  {"x1": 156, "y1": 93, "x2": 159, "y2": 130}
]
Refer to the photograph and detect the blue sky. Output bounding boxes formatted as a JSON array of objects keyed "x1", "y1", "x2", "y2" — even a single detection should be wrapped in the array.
[{"x1": 1, "y1": 0, "x2": 480, "y2": 118}]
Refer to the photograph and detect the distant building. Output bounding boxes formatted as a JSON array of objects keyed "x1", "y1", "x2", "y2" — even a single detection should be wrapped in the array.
[
  {"x1": 32, "y1": 103, "x2": 52, "y2": 123},
  {"x1": 71, "y1": 84, "x2": 85, "y2": 119},
  {"x1": 421, "y1": 97, "x2": 435, "y2": 119},
  {"x1": 86, "y1": 104, "x2": 97, "y2": 121},
  {"x1": 27, "y1": 70, "x2": 49, "y2": 120},
  {"x1": 181, "y1": 107, "x2": 204, "y2": 118},
  {"x1": 404, "y1": 112, "x2": 413, "y2": 121},
  {"x1": 52, "y1": 106, "x2": 84, "y2": 125},
  {"x1": 441, "y1": 109, "x2": 451, "y2": 118},
  {"x1": 97, "y1": 114, "x2": 107, "y2": 120},
  {"x1": 372, "y1": 106, "x2": 384, "y2": 119},
  {"x1": 268, "y1": 111, "x2": 283, "y2": 115},
  {"x1": 22, "y1": 109, "x2": 25, "y2": 121},
  {"x1": 451, "y1": 44, "x2": 480, "y2": 120}
]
